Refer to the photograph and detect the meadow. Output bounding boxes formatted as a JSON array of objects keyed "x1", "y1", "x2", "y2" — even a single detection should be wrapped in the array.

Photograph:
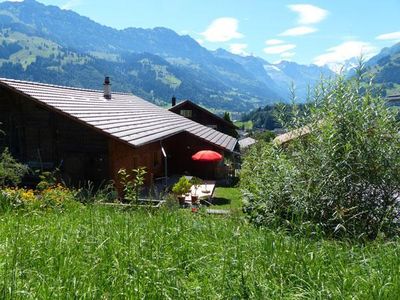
[{"x1": 1, "y1": 205, "x2": 399, "y2": 299}]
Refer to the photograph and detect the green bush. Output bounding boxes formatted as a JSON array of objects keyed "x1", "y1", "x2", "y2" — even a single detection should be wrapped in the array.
[
  {"x1": 250, "y1": 130, "x2": 276, "y2": 142},
  {"x1": 118, "y1": 167, "x2": 147, "y2": 203},
  {"x1": 0, "y1": 148, "x2": 28, "y2": 187},
  {"x1": 241, "y1": 74, "x2": 400, "y2": 239},
  {"x1": 36, "y1": 169, "x2": 59, "y2": 191},
  {"x1": 0, "y1": 186, "x2": 81, "y2": 213},
  {"x1": 172, "y1": 176, "x2": 192, "y2": 196},
  {"x1": 0, "y1": 189, "x2": 23, "y2": 212}
]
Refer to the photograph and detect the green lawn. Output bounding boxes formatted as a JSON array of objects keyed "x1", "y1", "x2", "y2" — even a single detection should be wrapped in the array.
[
  {"x1": 212, "y1": 187, "x2": 242, "y2": 210},
  {"x1": 234, "y1": 120, "x2": 253, "y2": 130},
  {"x1": 0, "y1": 206, "x2": 399, "y2": 299}
]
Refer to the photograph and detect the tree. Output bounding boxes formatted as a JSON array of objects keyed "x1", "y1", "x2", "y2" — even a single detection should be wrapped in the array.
[
  {"x1": 223, "y1": 111, "x2": 232, "y2": 123},
  {"x1": 222, "y1": 111, "x2": 239, "y2": 138},
  {"x1": 241, "y1": 71, "x2": 400, "y2": 240},
  {"x1": 250, "y1": 130, "x2": 276, "y2": 143}
]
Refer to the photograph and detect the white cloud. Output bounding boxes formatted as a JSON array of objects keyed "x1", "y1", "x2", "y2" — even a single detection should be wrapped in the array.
[
  {"x1": 279, "y1": 26, "x2": 317, "y2": 36},
  {"x1": 264, "y1": 44, "x2": 296, "y2": 54},
  {"x1": 288, "y1": 4, "x2": 328, "y2": 25},
  {"x1": 313, "y1": 41, "x2": 377, "y2": 67},
  {"x1": 280, "y1": 52, "x2": 296, "y2": 59},
  {"x1": 62, "y1": 0, "x2": 82, "y2": 10},
  {"x1": 229, "y1": 43, "x2": 249, "y2": 56},
  {"x1": 376, "y1": 31, "x2": 400, "y2": 41},
  {"x1": 201, "y1": 17, "x2": 243, "y2": 42},
  {"x1": 265, "y1": 39, "x2": 285, "y2": 46}
]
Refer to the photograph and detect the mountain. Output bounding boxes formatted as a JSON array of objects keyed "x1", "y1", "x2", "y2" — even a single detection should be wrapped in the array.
[
  {"x1": 265, "y1": 61, "x2": 334, "y2": 101},
  {"x1": 0, "y1": 0, "x2": 335, "y2": 112},
  {"x1": 366, "y1": 43, "x2": 400, "y2": 68},
  {"x1": 363, "y1": 42, "x2": 400, "y2": 96},
  {"x1": 213, "y1": 48, "x2": 335, "y2": 102}
]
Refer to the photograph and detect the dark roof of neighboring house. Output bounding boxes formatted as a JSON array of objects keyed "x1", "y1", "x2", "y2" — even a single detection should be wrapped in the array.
[
  {"x1": 387, "y1": 94, "x2": 400, "y2": 101},
  {"x1": 169, "y1": 100, "x2": 239, "y2": 129},
  {"x1": 0, "y1": 78, "x2": 237, "y2": 151}
]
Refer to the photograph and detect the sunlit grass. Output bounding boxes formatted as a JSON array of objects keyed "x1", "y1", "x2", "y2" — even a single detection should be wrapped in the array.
[
  {"x1": 0, "y1": 206, "x2": 399, "y2": 299},
  {"x1": 212, "y1": 187, "x2": 242, "y2": 211},
  {"x1": 234, "y1": 120, "x2": 253, "y2": 130}
]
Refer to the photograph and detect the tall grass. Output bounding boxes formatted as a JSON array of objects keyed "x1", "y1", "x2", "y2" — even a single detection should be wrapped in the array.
[{"x1": 0, "y1": 206, "x2": 399, "y2": 299}]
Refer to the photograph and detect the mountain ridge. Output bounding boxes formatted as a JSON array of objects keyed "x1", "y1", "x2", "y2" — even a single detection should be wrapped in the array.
[{"x1": 1, "y1": 0, "x2": 389, "y2": 113}]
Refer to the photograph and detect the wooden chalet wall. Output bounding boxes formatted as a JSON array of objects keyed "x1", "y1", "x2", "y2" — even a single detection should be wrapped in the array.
[
  {"x1": 170, "y1": 102, "x2": 236, "y2": 136},
  {"x1": 0, "y1": 86, "x2": 109, "y2": 186},
  {"x1": 162, "y1": 132, "x2": 224, "y2": 180},
  {"x1": 108, "y1": 139, "x2": 163, "y2": 188},
  {"x1": 109, "y1": 131, "x2": 226, "y2": 187}
]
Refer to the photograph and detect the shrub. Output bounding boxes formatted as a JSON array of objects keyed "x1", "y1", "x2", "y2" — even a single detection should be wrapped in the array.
[
  {"x1": 0, "y1": 188, "x2": 26, "y2": 212},
  {"x1": 75, "y1": 181, "x2": 118, "y2": 204},
  {"x1": 0, "y1": 148, "x2": 29, "y2": 187},
  {"x1": 172, "y1": 176, "x2": 192, "y2": 196},
  {"x1": 0, "y1": 185, "x2": 80, "y2": 212},
  {"x1": 118, "y1": 167, "x2": 147, "y2": 203},
  {"x1": 36, "y1": 169, "x2": 59, "y2": 191},
  {"x1": 241, "y1": 73, "x2": 400, "y2": 239},
  {"x1": 39, "y1": 185, "x2": 79, "y2": 210}
]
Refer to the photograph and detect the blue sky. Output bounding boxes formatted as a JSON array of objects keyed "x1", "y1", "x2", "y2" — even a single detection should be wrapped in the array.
[{"x1": 7, "y1": 0, "x2": 400, "y2": 67}]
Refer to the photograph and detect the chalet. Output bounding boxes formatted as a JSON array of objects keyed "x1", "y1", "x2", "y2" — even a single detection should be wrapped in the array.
[
  {"x1": 169, "y1": 98, "x2": 238, "y2": 138},
  {"x1": 0, "y1": 77, "x2": 237, "y2": 187}
]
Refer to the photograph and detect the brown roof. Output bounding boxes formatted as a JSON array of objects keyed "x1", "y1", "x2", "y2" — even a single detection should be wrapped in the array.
[
  {"x1": 386, "y1": 95, "x2": 400, "y2": 106},
  {"x1": 0, "y1": 78, "x2": 237, "y2": 151},
  {"x1": 387, "y1": 94, "x2": 400, "y2": 100},
  {"x1": 273, "y1": 125, "x2": 312, "y2": 145},
  {"x1": 238, "y1": 137, "x2": 257, "y2": 149},
  {"x1": 169, "y1": 100, "x2": 239, "y2": 129}
]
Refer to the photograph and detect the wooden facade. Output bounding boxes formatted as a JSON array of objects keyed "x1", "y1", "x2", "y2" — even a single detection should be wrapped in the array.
[
  {"x1": 0, "y1": 86, "x2": 228, "y2": 187},
  {"x1": 162, "y1": 132, "x2": 224, "y2": 179},
  {"x1": 0, "y1": 86, "x2": 109, "y2": 186}
]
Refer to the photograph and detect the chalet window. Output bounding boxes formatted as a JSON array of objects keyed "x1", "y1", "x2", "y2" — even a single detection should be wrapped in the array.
[{"x1": 180, "y1": 110, "x2": 192, "y2": 118}]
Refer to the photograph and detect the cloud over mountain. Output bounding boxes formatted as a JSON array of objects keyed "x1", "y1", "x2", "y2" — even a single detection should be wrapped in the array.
[
  {"x1": 376, "y1": 31, "x2": 400, "y2": 41},
  {"x1": 314, "y1": 41, "x2": 377, "y2": 72},
  {"x1": 201, "y1": 17, "x2": 243, "y2": 42},
  {"x1": 264, "y1": 43, "x2": 296, "y2": 54}
]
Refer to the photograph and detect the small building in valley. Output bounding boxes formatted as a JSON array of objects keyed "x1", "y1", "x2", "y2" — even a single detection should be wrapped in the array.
[
  {"x1": 169, "y1": 99, "x2": 238, "y2": 138},
  {"x1": 387, "y1": 94, "x2": 400, "y2": 107},
  {"x1": 0, "y1": 78, "x2": 237, "y2": 187},
  {"x1": 273, "y1": 125, "x2": 312, "y2": 146},
  {"x1": 238, "y1": 137, "x2": 256, "y2": 150}
]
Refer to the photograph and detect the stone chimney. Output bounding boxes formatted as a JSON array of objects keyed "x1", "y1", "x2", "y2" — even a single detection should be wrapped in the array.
[
  {"x1": 171, "y1": 95, "x2": 176, "y2": 106},
  {"x1": 103, "y1": 76, "x2": 111, "y2": 99}
]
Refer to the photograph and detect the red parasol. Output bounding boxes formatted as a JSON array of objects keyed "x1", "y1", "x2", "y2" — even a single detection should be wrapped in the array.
[{"x1": 191, "y1": 150, "x2": 223, "y2": 162}]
